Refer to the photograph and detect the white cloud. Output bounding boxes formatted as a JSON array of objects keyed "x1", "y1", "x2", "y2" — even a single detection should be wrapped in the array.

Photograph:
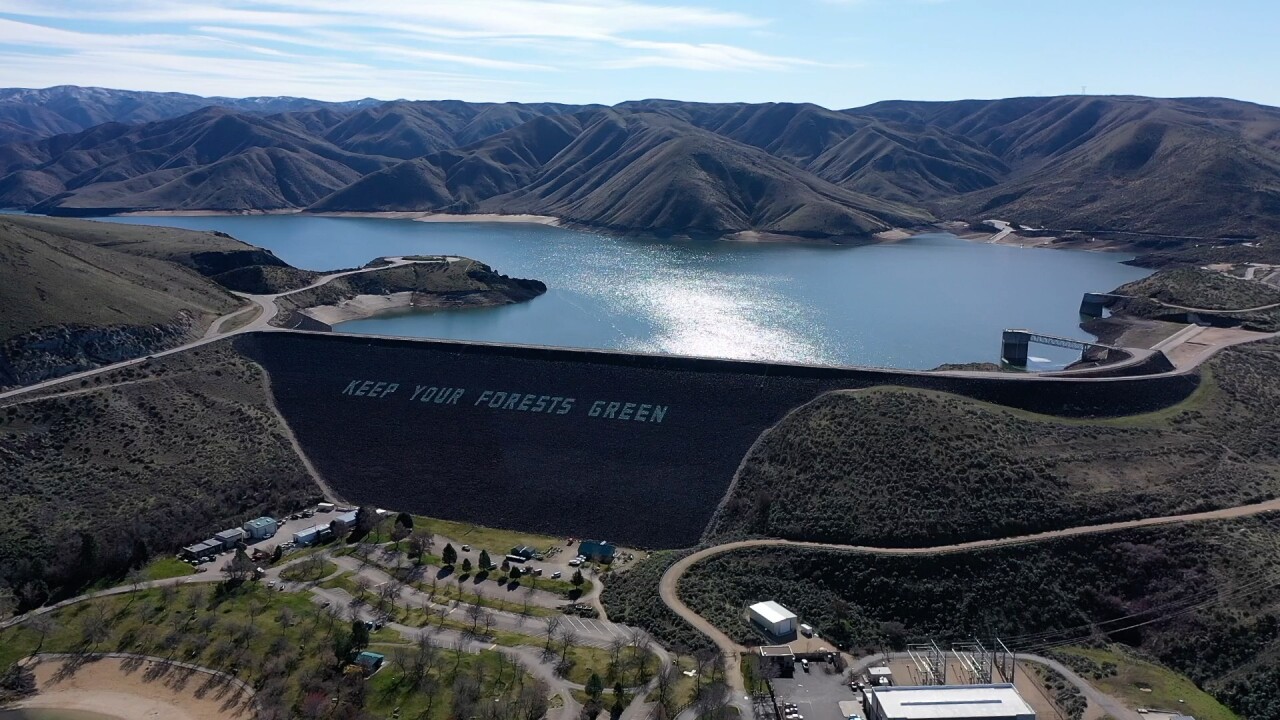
[{"x1": 0, "y1": 0, "x2": 825, "y2": 98}]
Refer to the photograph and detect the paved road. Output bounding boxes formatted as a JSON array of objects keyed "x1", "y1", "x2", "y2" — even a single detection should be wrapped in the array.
[
  {"x1": 985, "y1": 219, "x2": 1015, "y2": 244},
  {"x1": 658, "y1": 496, "x2": 1280, "y2": 717},
  {"x1": 0, "y1": 256, "x2": 424, "y2": 403}
]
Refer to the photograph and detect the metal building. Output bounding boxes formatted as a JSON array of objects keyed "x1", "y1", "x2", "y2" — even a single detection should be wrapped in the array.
[
  {"x1": 866, "y1": 684, "x2": 1035, "y2": 720},
  {"x1": 242, "y1": 516, "x2": 277, "y2": 540},
  {"x1": 747, "y1": 601, "x2": 797, "y2": 637}
]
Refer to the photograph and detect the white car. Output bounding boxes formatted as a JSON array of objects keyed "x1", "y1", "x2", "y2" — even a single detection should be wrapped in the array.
[{"x1": 568, "y1": 559, "x2": 582, "y2": 567}]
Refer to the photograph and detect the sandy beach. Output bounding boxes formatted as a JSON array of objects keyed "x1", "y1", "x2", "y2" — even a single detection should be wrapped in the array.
[
  {"x1": 301, "y1": 291, "x2": 416, "y2": 324},
  {"x1": 3, "y1": 656, "x2": 252, "y2": 720}
]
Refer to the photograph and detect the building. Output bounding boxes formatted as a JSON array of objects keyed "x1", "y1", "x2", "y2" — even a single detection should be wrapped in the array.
[
  {"x1": 214, "y1": 528, "x2": 247, "y2": 549},
  {"x1": 354, "y1": 651, "x2": 385, "y2": 673},
  {"x1": 866, "y1": 684, "x2": 1035, "y2": 720},
  {"x1": 511, "y1": 544, "x2": 538, "y2": 560},
  {"x1": 748, "y1": 601, "x2": 797, "y2": 638},
  {"x1": 332, "y1": 510, "x2": 359, "y2": 532},
  {"x1": 243, "y1": 517, "x2": 277, "y2": 540},
  {"x1": 181, "y1": 540, "x2": 221, "y2": 561},
  {"x1": 293, "y1": 526, "x2": 321, "y2": 547},
  {"x1": 577, "y1": 539, "x2": 616, "y2": 563},
  {"x1": 869, "y1": 666, "x2": 894, "y2": 686},
  {"x1": 759, "y1": 645, "x2": 795, "y2": 677}
]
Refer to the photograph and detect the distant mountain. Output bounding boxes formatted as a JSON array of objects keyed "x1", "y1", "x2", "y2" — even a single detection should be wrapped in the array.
[
  {"x1": 2, "y1": 87, "x2": 1279, "y2": 242},
  {"x1": 0, "y1": 85, "x2": 380, "y2": 144}
]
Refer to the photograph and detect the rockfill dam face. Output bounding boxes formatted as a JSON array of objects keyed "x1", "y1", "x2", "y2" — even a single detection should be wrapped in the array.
[{"x1": 236, "y1": 332, "x2": 1200, "y2": 548}]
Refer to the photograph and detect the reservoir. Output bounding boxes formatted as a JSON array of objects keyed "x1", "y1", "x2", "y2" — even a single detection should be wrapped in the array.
[{"x1": 99, "y1": 215, "x2": 1150, "y2": 370}]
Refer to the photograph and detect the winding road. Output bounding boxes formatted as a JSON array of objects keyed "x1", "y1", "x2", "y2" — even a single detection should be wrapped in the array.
[
  {"x1": 657, "y1": 496, "x2": 1280, "y2": 718},
  {"x1": 0, "y1": 256, "x2": 426, "y2": 403}
]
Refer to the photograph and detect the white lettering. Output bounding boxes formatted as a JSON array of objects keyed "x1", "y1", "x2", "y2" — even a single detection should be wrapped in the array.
[
  {"x1": 489, "y1": 392, "x2": 508, "y2": 408},
  {"x1": 410, "y1": 385, "x2": 428, "y2": 401},
  {"x1": 447, "y1": 388, "x2": 464, "y2": 405},
  {"x1": 518, "y1": 395, "x2": 535, "y2": 411},
  {"x1": 503, "y1": 393, "x2": 522, "y2": 410},
  {"x1": 342, "y1": 380, "x2": 361, "y2": 395},
  {"x1": 636, "y1": 404, "x2": 651, "y2": 422},
  {"x1": 619, "y1": 402, "x2": 636, "y2": 420},
  {"x1": 603, "y1": 402, "x2": 620, "y2": 419},
  {"x1": 650, "y1": 405, "x2": 667, "y2": 423},
  {"x1": 588, "y1": 400, "x2": 605, "y2": 417},
  {"x1": 474, "y1": 390, "x2": 493, "y2": 406},
  {"x1": 532, "y1": 395, "x2": 549, "y2": 413},
  {"x1": 558, "y1": 398, "x2": 575, "y2": 415},
  {"x1": 355, "y1": 381, "x2": 374, "y2": 397},
  {"x1": 381, "y1": 383, "x2": 399, "y2": 398}
]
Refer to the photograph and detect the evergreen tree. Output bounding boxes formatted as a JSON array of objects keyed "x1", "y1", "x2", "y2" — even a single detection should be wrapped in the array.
[
  {"x1": 442, "y1": 543, "x2": 457, "y2": 566},
  {"x1": 351, "y1": 618, "x2": 370, "y2": 653},
  {"x1": 462, "y1": 557, "x2": 472, "y2": 574},
  {"x1": 586, "y1": 672, "x2": 604, "y2": 701},
  {"x1": 479, "y1": 549, "x2": 491, "y2": 569},
  {"x1": 572, "y1": 569, "x2": 585, "y2": 586}
]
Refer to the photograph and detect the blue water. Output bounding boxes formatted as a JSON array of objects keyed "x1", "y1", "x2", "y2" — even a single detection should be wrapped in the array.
[{"x1": 97, "y1": 215, "x2": 1150, "y2": 370}]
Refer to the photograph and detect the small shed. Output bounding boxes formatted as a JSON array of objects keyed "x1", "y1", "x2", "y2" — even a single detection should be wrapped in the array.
[
  {"x1": 748, "y1": 601, "x2": 797, "y2": 637},
  {"x1": 355, "y1": 651, "x2": 384, "y2": 672},
  {"x1": 242, "y1": 517, "x2": 277, "y2": 540},
  {"x1": 510, "y1": 544, "x2": 538, "y2": 560},
  {"x1": 759, "y1": 645, "x2": 795, "y2": 677},
  {"x1": 869, "y1": 666, "x2": 893, "y2": 686},
  {"x1": 578, "y1": 539, "x2": 616, "y2": 563},
  {"x1": 215, "y1": 528, "x2": 247, "y2": 549}
]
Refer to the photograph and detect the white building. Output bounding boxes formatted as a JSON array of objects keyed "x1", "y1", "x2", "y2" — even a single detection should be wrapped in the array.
[
  {"x1": 867, "y1": 684, "x2": 1035, "y2": 720},
  {"x1": 747, "y1": 601, "x2": 797, "y2": 637}
]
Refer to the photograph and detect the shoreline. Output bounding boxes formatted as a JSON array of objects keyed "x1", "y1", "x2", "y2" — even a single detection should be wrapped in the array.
[
  {"x1": 298, "y1": 290, "x2": 532, "y2": 326},
  {"x1": 99, "y1": 210, "x2": 1136, "y2": 256}
]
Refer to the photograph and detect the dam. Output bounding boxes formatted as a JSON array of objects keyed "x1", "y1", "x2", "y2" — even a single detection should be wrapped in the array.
[{"x1": 237, "y1": 331, "x2": 1198, "y2": 549}]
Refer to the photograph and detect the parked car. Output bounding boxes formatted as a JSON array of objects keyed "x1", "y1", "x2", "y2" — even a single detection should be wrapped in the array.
[
  {"x1": 551, "y1": 571, "x2": 562, "y2": 579},
  {"x1": 568, "y1": 559, "x2": 582, "y2": 567},
  {"x1": 801, "y1": 659, "x2": 810, "y2": 672},
  {"x1": 461, "y1": 545, "x2": 471, "y2": 552}
]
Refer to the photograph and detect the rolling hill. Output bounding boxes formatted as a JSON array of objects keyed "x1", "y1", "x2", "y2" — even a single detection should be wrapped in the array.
[
  {"x1": 2, "y1": 87, "x2": 1279, "y2": 243},
  {"x1": 0, "y1": 216, "x2": 288, "y2": 387}
]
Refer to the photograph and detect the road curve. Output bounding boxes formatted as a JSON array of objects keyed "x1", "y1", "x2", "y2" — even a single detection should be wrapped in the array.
[
  {"x1": 0, "y1": 256, "x2": 425, "y2": 403},
  {"x1": 658, "y1": 496, "x2": 1280, "y2": 711}
]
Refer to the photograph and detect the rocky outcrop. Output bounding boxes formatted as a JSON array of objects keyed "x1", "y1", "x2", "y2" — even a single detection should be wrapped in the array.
[{"x1": 0, "y1": 313, "x2": 198, "y2": 389}]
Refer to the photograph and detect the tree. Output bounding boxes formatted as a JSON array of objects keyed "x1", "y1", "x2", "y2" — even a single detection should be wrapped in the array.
[
  {"x1": 612, "y1": 681, "x2": 626, "y2": 719},
  {"x1": 0, "y1": 587, "x2": 16, "y2": 619},
  {"x1": 350, "y1": 618, "x2": 370, "y2": 653},
  {"x1": 395, "y1": 512, "x2": 414, "y2": 530},
  {"x1": 461, "y1": 557, "x2": 472, "y2": 574},
  {"x1": 222, "y1": 548, "x2": 255, "y2": 585},
  {"x1": 354, "y1": 506, "x2": 378, "y2": 537},
  {"x1": 542, "y1": 615, "x2": 562, "y2": 654},
  {"x1": 510, "y1": 566, "x2": 522, "y2": 580},
  {"x1": 271, "y1": 545, "x2": 283, "y2": 563},
  {"x1": 407, "y1": 531, "x2": 431, "y2": 564},
  {"x1": 442, "y1": 543, "x2": 457, "y2": 567},
  {"x1": 653, "y1": 665, "x2": 679, "y2": 717},
  {"x1": 572, "y1": 569, "x2": 585, "y2": 587},
  {"x1": 329, "y1": 519, "x2": 349, "y2": 542},
  {"x1": 390, "y1": 523, "x2": 411, "y2": 548},
  {"x1": 478, "y1": 549, "x2": 491, "y2": 570},
  {"x1": 585, "y1": 672, "x2": 604, "y2": 702}
]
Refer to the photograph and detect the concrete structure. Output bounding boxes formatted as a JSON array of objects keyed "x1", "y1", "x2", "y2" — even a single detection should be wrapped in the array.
[
  {"x1": 511, "y1": 544, "x2": 539, "y2": 560},
  {"x1": 1001, "y1": 328, "x2": 1117, "y2": 367},
  {"x1": 243, "y1": 516, "x2": 277, "y2": 540},
  {"x1": 578, "y1": 539, "x2": 616, "y2": 563},
  {"x1": 748, "y1": 600, "x2": 797, "y2": 637},
  {"x1": 869, "y1": 666, "x2": 894, "y2": 686},
  {"x1": 866, "y1": 684, "x2": 1035, "y2": 720},
  {"x1": 759, "y1": 645, "x2": 795, "y2": 677},
  {"x1": 214, "y1": 528, "x2": 247, "y2": 549},
  {"x1": 1079, "y1": 292, "x2": 1113, "y2": 318}
]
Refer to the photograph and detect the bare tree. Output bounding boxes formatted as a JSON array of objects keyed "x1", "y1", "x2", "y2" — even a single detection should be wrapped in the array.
[
  {"x1": 557, "y1": 627, "x2": 579, "y2": 660},
  {"x1": 465, "y1": 597, "x2": 485, "y2": 637},
  {"x1": 351, "y1": 575, "x2": 371, "y2": 604},
  {"x1": 608, "y1": 636, "x2": 627, "y2": 682},
  {"x1": 27, "y1": 613, "x2": 57, "y2": 652},
  {"x1": 542, "y1": 615, "x2": 563, "y2": 655},
  {"x1": 653, "y1": 664, "x2": 679, "y2": 718},
  {"x1": 481, "y1": 610, "x2": 496, "y2": 639}
]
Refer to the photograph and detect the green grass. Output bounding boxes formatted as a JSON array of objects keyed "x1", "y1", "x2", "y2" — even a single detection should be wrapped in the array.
[
  {"x1": 143, "y1": 557, "x2": 197, "y2": 581},
  {"x1": 409, "y1": 515, "x2": 563, "y2": 559},
  {"x1": 560, "y1": 645, "x2": 654, "y2": 687},
  {"x1": 279, "y1": 559, "x2": 338, "y2": 583},
  {"x1": 1057, "y1": 647, "x2": 1240, "y2": 720}
]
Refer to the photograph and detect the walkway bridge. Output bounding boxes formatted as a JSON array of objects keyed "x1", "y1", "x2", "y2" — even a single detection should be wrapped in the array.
[{"x1": 1001, "y1": 329, "x2": 1119, "y2": 366}]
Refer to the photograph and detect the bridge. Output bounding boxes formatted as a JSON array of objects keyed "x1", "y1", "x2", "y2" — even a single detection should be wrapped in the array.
[{"x1": 1001, "y1": 329, "x2": 1118, "y2": 366}]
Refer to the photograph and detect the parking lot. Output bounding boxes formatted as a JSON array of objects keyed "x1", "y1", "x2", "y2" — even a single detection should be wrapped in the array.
[{"x1": 771, "y1": 658, "x2": 859, "y2": 720}]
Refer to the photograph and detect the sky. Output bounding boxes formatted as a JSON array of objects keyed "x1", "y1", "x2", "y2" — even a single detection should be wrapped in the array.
[{"x1": 0, "y1": 0, "x2": 1277, "y2": 108}]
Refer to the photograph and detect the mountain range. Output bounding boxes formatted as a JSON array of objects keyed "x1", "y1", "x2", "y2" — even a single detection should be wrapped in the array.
[{"x1": 1, "y1": 85, "x2": 1279, "y2": 242}]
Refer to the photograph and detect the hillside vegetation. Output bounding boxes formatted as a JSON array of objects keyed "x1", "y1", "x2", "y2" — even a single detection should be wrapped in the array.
[
  {"x1": 1107, "y1": 268, "x2": 1280, "y2": 332},
  {"x1": 706, "y1": 338, "x2": 1280, "y2": 546},
  {"x1": 0, "y1": 343, "x2": 316, "y2": 607},
  {"x1": 674, "y1": 516, "x2": 1280, "y2": 720},
  {"x1": 3, "y1": 90, "x2": 1279, "y2": 243},
  {"x1": 273, "y1": 258, "x2": 546, "y2": 323}
]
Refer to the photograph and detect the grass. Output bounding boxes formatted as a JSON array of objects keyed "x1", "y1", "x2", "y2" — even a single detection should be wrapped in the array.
[
  {"x1": 560, "y1": 645, "x2": 653, "y2": 687},
  {"x1": 143, "y1": 557, "x2": 196, "y2": 581},
  {"x1": 279, "y1": 559, "x2": 338, "y2": 583},
  {"x1": 1056, "y1": 647, "x2": 1240, "y2": 720},
  {"x1": 409, "y1": 515, "x2": 563, "y2": 560}
]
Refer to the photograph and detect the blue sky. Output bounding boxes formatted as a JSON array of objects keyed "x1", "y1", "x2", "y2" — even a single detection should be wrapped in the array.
[{"x1": 0, "y1": 0, "x2": 1276, "y2": 108}]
